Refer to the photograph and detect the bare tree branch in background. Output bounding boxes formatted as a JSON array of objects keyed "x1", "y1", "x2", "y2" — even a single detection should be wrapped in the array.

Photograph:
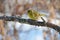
[
  {"x1": 0, "y1": 20, "x2": 5, "y2": 36},
  {"x1": 0, "y1": 0, "x2": 5, "y2": 13},
  {"x1": 47, "y1": 0, "x2": 58, "y2": 40}
]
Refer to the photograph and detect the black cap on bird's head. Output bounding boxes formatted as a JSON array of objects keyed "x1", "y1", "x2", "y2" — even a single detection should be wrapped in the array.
[{"x1": 27, "y1": 10, "x2": 32, "y2": 13}]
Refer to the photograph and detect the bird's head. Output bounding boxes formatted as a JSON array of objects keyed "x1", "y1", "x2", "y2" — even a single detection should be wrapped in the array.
[{"x1": 27, "y1": 10, "x2": 32, "y2": 14}]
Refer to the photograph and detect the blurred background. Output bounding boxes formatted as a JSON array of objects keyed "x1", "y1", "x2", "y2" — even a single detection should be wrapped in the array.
[{"x1": 0, "y1": 0, "x2": 60, "y2": 40}]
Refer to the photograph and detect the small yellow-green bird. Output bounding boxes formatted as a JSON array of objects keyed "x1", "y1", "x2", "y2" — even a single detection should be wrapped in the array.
[{"x1": 27, "y1": 9, "x2": 45, "y2": 20}]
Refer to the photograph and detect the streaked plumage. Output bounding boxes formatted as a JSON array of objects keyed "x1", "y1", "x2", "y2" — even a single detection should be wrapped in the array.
[{"x1": 27, "y1": 9, "x2": 45, "y2": 20}]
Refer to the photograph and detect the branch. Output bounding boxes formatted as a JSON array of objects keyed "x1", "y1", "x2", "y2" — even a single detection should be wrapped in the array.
[{"x1": 0, "y1": 16, "x2": 60, "y2": 33}]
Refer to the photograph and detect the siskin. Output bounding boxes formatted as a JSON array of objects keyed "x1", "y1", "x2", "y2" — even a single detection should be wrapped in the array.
[{"x1": 27, "y1": 9, "x2": 45, "y2": 20}]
